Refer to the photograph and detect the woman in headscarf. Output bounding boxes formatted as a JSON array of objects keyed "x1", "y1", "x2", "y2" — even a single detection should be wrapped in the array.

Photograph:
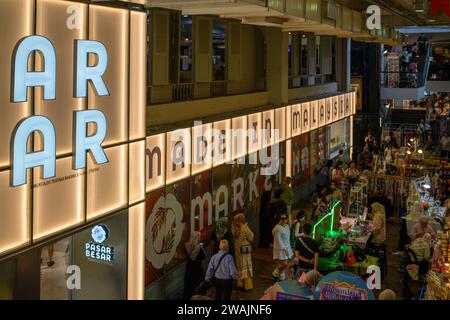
[
  {"x1": 211, "y1": 217, "x2": 234, "y2": 257},
  {"x1": 232, "y1": 213, "x2": 254, "y2": 291},
  {"x1": 183, "y1": 232, "x2": 206, "y2": 299}
]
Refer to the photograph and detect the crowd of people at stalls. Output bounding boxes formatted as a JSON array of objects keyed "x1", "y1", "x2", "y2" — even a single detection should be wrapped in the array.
[{"x1": 398, "y1": 34, "x2": 428, "y2": 88}]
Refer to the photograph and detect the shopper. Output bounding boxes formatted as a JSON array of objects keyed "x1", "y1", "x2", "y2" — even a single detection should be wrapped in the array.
[
  {"x1": 281, "y1": 177, "x2": 294, "y2": 222},
  {"x1": 369, "y1": 202, "x2": 386, "y2": 244},
  {"x1": 409, "y1": 217, "x2": 437, "y2": 241},
  {"x1": 290, "y1": 210, "x2": 305, "y2": 249},
  {"x1": 183, "y1": 231, "x2": 206, "y2": 300},
  {"x1": 191, "y1": 281, "x2": 213, "y2": 300},
  {"x1": 331, "y1": 161, "x2": 345, "y2": 190},
  {"x1": 315, "y1": 159, "x2": 330, "y2": 190},
  {"x1": 211, "y1": 217, "x2": 234, "y2": 257},
  {"x1": 258, "y1": 191, "x2": 272, "y2": 249},
  {"x1": 304, "y1": 270, "x2": 323, "y2": 291},
  {"x1": 378, "y1": 289, "x2": 396, "y2": 300},
  {"x1": 294, "y1": 223, "x2": 319, "y2": 276},
  {"x1": 345, "y1": 161, "x2": 359, "y2": 186},
  {"x1": 268, "y1": 189, "x2": 288, "y2": 229},
  {"x1": 231, "y1": 213, "x2": 254, "y2": 291},
  {"x1": 205, "y1": 239, "x2": 237, "y2": 300},
  {"x1": 272, "y1": 213, "x2": 293, "y2": 281},
  {"x1": 440, "y1": 131, "x2": 450, "y2": 159}
]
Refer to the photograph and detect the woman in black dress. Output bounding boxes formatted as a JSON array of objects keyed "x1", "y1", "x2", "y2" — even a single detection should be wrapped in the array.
[{"x1": 183, "y1": 232, "x2": 206, "y2": 300}]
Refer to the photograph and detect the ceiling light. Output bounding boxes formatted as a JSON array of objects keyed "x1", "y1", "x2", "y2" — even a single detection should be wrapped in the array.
[
  {"x1": 407, "y1": 150, "x2": 412, "y2": 155},
  {"x1": 423, "y1": 183, "x2": 431, "y2": 189},
  {"x1": 418, "y1": 149, "x2": 423, "y2": 154},
  {"x1": 414, "y1": 0, "x2": 425, "y2": 12}
]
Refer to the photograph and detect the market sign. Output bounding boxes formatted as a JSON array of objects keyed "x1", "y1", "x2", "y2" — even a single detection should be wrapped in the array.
[
  {"x1": 319, "y1": 281, "x2": 368, "y2": 300},
  {"x1": 0, "y1": 1, "x2": 146, "y2": 265},
  {"x1": 10, "y1": 36, "x2": 109, "y2": 187},
  {"x1": 85, "y1": 224, "x2": 115, "y2": 264}
]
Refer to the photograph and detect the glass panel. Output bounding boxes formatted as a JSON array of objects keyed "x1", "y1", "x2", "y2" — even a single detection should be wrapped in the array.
[
  {"x1": 180, "y1": 15, "x2": 193, "y2": 83},
  {"x1": 213, "y1": 20, "x2": 226, "y2": 81}
]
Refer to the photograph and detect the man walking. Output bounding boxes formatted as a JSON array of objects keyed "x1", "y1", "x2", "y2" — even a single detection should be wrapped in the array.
[{"x1": 205, "y1": 239, "x2": 237, "y2": 300}]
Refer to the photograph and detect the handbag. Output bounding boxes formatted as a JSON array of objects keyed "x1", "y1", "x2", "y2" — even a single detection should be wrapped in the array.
[{"x1": 240, "y1": 244, "x2": 252, "y2": 254}]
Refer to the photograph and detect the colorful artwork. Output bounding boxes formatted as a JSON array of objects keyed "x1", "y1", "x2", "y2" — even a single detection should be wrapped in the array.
[
  {"x1": 310, "y1": 128, "x2": 327, "y2": 177},
  {"x1": 291, "y1": 134, "x2": 310, "y2": 189},
  {"x1": 314, "y1": 271, "x2": 375, "y2": 300}
]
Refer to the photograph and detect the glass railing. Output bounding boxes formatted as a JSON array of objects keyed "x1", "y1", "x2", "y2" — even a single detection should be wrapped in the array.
[{"x1": 380, "y1": 71, "x2": 424, "y2": 88}]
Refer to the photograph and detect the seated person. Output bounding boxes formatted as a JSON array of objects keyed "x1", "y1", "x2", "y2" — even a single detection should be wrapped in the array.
[
  {"x1": 409, "y1": 233, "x2": 432, "y2": 262},
  {"x1": 409, "y1": 217, "x2": 437, "y2": 241}
]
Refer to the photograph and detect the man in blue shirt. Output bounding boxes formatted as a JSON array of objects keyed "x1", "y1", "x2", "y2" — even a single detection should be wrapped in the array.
[{"x1": 205, "y1": 239, "x2": 237, "y2": 300}]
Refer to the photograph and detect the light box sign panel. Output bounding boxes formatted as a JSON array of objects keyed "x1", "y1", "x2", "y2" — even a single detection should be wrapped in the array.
[
  {"x1": 262, "y1": 110, "x2": 275, "y2": 148},
  {"x1": 285, "y1": 105, "x2": 292, "y2": 139},
  {"x1": 345, "y1": 93, "x2": 351, "y2": 117},
  {"x1": 146, "y1": 134, "x2": 166, "y2": 193},
  {"x1": 339, "y1": 94, "x2": 345, "y2": 120},
  {"x1": 318, "y1": 99, "x2": 326, "y2": 127},
  {"x1": 0, "y1": 1, "x2": 146, "y2": 257},
  {"x1": 213, "y1": 120, "x2": 232, "y2": 167},
  {"x1": 291, "y1": 104, "x2": 302, "y2": 137},
  {"x1": 232, "y1": 116, "x2": 247, "y2": 161},
  {"x1": 192, "y1": 123, "x2": 213, "y2": 175},
  {"x1": 325, "y1": 98, "x2": 332, "y2": 125},
  {"x1": 332, "y1": 96, "x2": 339, "y2": 123},
  {"x1": 274, "y1": 107, "x2": 286, "y2": 143},
  {"x1": 166, "y1": 128, "x2": 191, "y2": 185},
  {"x1": 247, "y1": 113, "x2": 261, "y2": 154},
  {"x1": 301, "y1": 103, "x2": 310, "y2": 134},
  {"x1": 310, "y1": 101, "x2": 319, "y2": 130}
]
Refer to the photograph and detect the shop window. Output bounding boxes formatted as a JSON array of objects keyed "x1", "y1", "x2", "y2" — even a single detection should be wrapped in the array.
[
  {"x1": 300, "y1": 34, "x2": 308, "y2": 76},
  {"x1": 316, "y1": 36, "x2": 321, "y2": 74},
  {"x1": 213, "y1": 20, "x2": 226, "y2": 81},
  {"x1": 180, "y1": 15, "x2": 193, "y2": 83}
]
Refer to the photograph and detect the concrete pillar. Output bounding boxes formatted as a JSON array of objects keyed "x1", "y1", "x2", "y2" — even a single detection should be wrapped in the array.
[
  {"x1": 307, "y1": 34, "x2": 317, "y2": 85},
  {"x1": 336, "y1": 37, "x2": 351, "y2": 91},
  {"x1": 266, "y1": 28, "x2": 289, "y2": 105}
]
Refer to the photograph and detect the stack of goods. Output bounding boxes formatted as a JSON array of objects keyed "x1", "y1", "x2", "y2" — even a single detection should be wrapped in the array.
[
  {"x1": 425, "y1": 271, "x2": 450, "y2": 300},
  {"x1": 441, "y1": 232, "x2": 449, "y2": 262},
  {"x1": 320, "y1": 235, "x2": 339, "y2": 256}
]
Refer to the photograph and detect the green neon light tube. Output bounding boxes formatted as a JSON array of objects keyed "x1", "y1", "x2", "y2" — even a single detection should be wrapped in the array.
[{"x1": 312, "y1": 200, "x2": 341, "y2": 239}]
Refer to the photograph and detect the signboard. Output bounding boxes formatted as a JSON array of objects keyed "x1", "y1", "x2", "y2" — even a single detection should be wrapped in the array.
[
  {"x1": 314, "y1": 271, "x2": 375, "y2": 300},
  {"x1": 0, "y1": 1, "x2": 146, "y2": 264}
]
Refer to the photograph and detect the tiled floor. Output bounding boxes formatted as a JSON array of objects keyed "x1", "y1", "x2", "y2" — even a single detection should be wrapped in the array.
[{"x1": 238, "y1": 213, "x2": 408, "y2": 300}]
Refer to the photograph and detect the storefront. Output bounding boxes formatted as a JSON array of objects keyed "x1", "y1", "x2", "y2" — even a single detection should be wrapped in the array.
[
  {"x1": 0, "y1": 0, "x2": 146, "y2": 300},
  {"x1": 144, "y1": 92, "x2": 356, "y2": 299}
]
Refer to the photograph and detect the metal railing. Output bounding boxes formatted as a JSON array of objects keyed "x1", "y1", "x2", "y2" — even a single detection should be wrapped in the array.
[
  {"x1": 172, "y1": 83, "x2": 194, "y2": 101},
  {"x1": 210, "y1": 80, "x2": 227, "y2": 97}
]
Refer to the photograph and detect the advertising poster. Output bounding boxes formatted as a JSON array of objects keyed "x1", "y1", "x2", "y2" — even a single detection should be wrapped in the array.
[
  {"x1": 230, "y1": 160, "x2": 248, "y2": 214},
  {"x1": 145, "y1": 188, "x2": 166, "y2": 287},
  {"x1": 246, "y1": 152, "x2": 260, "y2": 244},
  {"x1": 310, "y1": 128, "x2": 327, "y2": 177},
  {"x1": 386, "y1": 53, "x2": 400, "y2": 88},
  {"x1": 190, "y1": 171, "x2": 213, "y2": 242},
  {"x1": 291, "y1": 134, "x2": 310, "y2": 189},
  {"x1": 212, "y1": 165, "x2": 231, "y2": 223},
  {"x1": 164, "y1": 179, "x2": 191, "y2": 272}
]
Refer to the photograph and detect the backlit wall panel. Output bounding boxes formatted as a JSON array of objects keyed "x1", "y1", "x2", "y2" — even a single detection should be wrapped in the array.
[
  {"x1": 87, "y1": 145, "x2": 128, "y2": 220},
  {"x1": 33, "y1": 157, "x2": 84, "y2": 240},
  {"x1": 262, "y1": 110, "x2": 275, "y2": 148},
  {"x1": 310, "y1": 100, "x2": 319, "y2": 130},
  {"x1": 274, "y1": 107, "x2": 286, "y2": 143},
  {"x1": 290, "y1": 104, "x2": 302, "y2": 137},
  {"x1": 35, "y1": 0, "x2": 87, "y2": 156},
  {"x1": 89, "y1": 5, "x2": 129, "y2": 146},
  {"x1": 231, "y1": 116, "x2": 247, "y2": 160},
  {"x1": 0, "y1": 171, "x2": 29, "y2": 255},
  {"x1": 146, "y1": 134, "x2": 166, "y2": 192},
  {"x1": 301, "y1": 103, "x2": 310, "y2": 134},
  {"x1": 129, "y1": 141, "x2": 146, "y2": 205},
  {"x1": 247, "y1": 113, "x2": 261, "y2": 154},
  {"x1": 0, "y1": 0, "x2": 33, "y2": 168},
  {"x1": 192, "y1": 123, "x2": 213, "y2": 175},
  {"x1": 213, "y1": 120, "x2": 232, "y2": 167},
  {"x1": 166, "y1": 128, "x2": 191, "y2": 185}
]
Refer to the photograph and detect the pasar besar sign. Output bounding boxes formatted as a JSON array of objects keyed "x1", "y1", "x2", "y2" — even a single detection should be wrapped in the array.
[{"x1": 10, "y1": 35, "x2": 109, "y2": 187}]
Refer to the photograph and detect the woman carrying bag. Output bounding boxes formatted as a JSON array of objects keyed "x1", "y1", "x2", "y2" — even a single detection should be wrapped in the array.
[{"x1": 232, "y1": 213, "x2": 254, "y2": 291}]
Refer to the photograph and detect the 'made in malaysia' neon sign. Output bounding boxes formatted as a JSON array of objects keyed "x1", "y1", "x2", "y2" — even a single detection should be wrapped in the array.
[{"x1": 10, "y1": 35, "x2": 109, "y2": 187}]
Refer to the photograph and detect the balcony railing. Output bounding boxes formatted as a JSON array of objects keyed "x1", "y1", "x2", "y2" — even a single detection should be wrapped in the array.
[
  {"x1": 210, "y1": 81, "x2": 227, "y2": 97},
  {"x1": 380, "y1": 71, "x2": 424, "y2": 89},
  {"x1": 172, "y1": 83, "x2": 194, "y2": 101}
]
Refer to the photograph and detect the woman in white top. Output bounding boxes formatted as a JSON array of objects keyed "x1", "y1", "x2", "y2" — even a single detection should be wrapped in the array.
[{"x1": 272, "y1": 213, "x2": 293, "y2": 281}]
